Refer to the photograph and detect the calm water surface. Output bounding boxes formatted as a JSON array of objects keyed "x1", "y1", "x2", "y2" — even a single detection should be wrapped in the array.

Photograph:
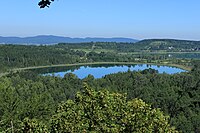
[{"x1": 40, "y1": 64, "x2": 186, "y2": 79}]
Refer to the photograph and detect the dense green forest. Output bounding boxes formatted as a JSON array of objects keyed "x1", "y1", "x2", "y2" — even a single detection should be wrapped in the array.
[
  {"x1": 1, "y1": 40, "x2": 199, "y2": 73},
  {"x1": 1, "y1": 0, "x2": 200, "y2": 132},
  {"x1": 0, "y1": 61, "x2": 200, "y2": 132},
  {"x1": 0, "y1": 41, "x2": 200, "y2": 132}
]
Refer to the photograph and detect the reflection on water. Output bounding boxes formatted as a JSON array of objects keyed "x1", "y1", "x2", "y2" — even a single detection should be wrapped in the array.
[{"x1": 31, "y1": 64, "x2": 186, "y2": 79}]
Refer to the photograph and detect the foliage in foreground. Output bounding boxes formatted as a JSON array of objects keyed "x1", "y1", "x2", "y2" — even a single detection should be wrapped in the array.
[
  {"x1": 20, "y1": 85, "x2": 178, "y2": 133},
  {"x1": 1, "y1": 65, "x2": 200, "y2": 132}
]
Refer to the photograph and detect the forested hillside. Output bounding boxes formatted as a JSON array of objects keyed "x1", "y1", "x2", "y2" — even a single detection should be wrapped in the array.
[
  {"x1": 132, "y1": 39, "x2": 200, "y2": 52},
  {"x1": 2, "y1": 0, "x2": 200, "y2": 132},
  {"x1": 1, "y1": 41, "x2": 198, "y2": 73},
  {"x1": 0, "y1": 61, "x2": 199, "y2": 132},
  {"x1": 0, "y1": 43, "x2": 200, "y2": 132},
  {"x1": 0, "y1": 44, "x2": 86, "y2": 72},
  {"x1": 58, "y1": 39, "x2": 200, "y2": 52}
]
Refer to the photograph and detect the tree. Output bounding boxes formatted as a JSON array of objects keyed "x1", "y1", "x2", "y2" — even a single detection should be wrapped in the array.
[
  {"x1": 38, "y1": 0, "x2": 54, "y2": 8},
  {"x1": 0, "y1": 78, "x2": 21, "y2": 132},
  {"x1": 19, "y1": 118, "x2": 48, "y2": 133},
  {"x1": 50, "y1": 84, "x2": 178, "y2": 132}
]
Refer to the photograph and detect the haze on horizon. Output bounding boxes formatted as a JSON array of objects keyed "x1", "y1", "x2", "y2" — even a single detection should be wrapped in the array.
[{"x1": 0, "y1": 0, "x2": 200, "y2": 41}]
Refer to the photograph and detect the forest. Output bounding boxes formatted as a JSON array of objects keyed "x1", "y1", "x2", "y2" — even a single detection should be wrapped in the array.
[
  {"x1": 1, "y1": 0, "x2": 200, "y2": 132},
  {"x1": 0, "y1": 42, "x2": 200, "y2": 132},
  {"x1": 1, "y1": 40, "x2": 199, "y2": 73}
]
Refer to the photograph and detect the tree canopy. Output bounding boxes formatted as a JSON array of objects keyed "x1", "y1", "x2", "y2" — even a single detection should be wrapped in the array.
[
  {"x1": 1, "y1": 62, "x2": 200, "y2": 132},
  {"x1": 49, "y1": 84, "x2": 178, "y2": 132}
]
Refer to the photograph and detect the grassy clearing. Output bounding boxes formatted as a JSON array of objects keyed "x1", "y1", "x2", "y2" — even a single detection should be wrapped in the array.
[
  {"x1": 119, "y1": 51, "x2": 200, "y2": 55},
  {"x1": 74, "y1": 48, "x2": 115, "y2": 53}
]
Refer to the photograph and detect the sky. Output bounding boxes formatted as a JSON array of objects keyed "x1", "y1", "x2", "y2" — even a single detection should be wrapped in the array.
[{"x1": 0, "y1": 0, "x2": 200, "y2": 40}]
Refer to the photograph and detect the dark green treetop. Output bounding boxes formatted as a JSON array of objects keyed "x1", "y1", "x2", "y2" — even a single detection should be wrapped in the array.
[{"x1": 50, "y1": 84, "x2": 178, "y2": 132}]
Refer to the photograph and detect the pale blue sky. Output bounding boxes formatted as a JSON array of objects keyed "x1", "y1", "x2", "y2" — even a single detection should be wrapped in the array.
[{"x1": 0, "y1": 0, "x2": 200, "y2": 40}]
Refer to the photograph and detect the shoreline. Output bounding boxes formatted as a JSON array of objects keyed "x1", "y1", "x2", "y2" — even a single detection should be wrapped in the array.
[
  {"x1": 14, "y1": 61, "x2": 192, "y2": 71},
  {"x1": 0, "y1": 62, "x2": 191, "y2": 77}
]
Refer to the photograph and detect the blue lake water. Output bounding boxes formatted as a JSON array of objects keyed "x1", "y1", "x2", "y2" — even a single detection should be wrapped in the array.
[{"x1": 41, "y1": 64, "x2": 186, "y2": 79}]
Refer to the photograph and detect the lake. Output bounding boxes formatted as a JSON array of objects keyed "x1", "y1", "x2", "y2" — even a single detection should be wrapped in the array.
[{"x1": 34, "y1": 64, "x2": 186, "y2": 79}]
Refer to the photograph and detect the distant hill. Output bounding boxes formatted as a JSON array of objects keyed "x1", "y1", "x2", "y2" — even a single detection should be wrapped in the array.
[
  {"x1": 133, "y1": 39, "x2": 200, "y2": 51},
  {"x1": 0, "y1": 35, "x2": 138, "y2": 44}
]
